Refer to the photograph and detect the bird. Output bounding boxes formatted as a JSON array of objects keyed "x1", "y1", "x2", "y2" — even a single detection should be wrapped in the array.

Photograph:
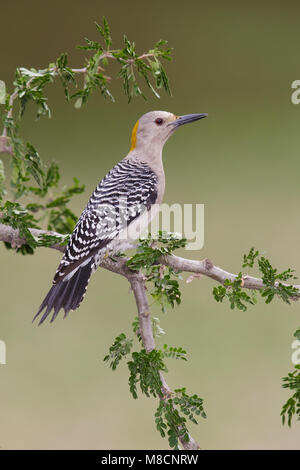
[{"x1": 34, "y1": 110, "x2": 207, "y2": 324}]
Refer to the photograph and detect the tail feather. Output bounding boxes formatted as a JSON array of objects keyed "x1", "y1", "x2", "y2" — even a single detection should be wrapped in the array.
[
  {"x1": 34, "y1": 259, "x2": 93, "y2": 325},
  {"x1": 61, "y1": 270, "x2": 82, "y2": 315}
]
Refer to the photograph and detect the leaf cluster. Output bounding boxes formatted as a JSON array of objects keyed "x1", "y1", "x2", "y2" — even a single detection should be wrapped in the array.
[
  {"x1": 213, "y1": 272, "x2": 256, "y2": 312},
  {"x1": 103, "y1": 333, "x2": 133, "y2": 370},
  {"x1": 213, "y1": 247, "x2": 299, "y2": 311},
  {"x1": 127, "y1": 231, "x2": 187, "y2": 312},
  {"x1": 104, "y1": 324, "x2": 205, "y2": 449},
  {"x1": 161, "y1": 344, "x2": 187, "y2": 361},
  {"x1": 258, "y1": 256, "x2": 298, "y2": 304},
  {"x1": 76, "y1": 18, "x2": 171, "y2": 104},
  {"x1": 155, "y1": 388, "x2": 206, "y2": 449},
  {"x1": 281, "y1": 364, "x2": 300, "y2": 426}
]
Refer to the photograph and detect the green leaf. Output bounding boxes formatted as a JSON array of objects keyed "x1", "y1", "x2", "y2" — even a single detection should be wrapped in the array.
[
  {"x1": 0, "y1": 201, "x2": 39, "y2": 251},
  {"x1": 24, "y1": 143, "x2": 45, "y2": 189},
  {"x1": 95, "y1": 16, "x2": 112, "y2": 48},
  {"x1": 213, "y1": 247, "x2": 299, "y2": 310},
  {"x1": 45, "y1": 162, "x2": 60, "y2": 189},
  {"x1": 127, "y1": 349, "x2": 166, "y2": 399},
  {"x1": 127, "y1": 232, "x2": 186, "y2": 312},
  {"x1": 242, "y1": 247, "x2": 260, "y2": 268},
  {"x1": 104, "y1": 333, "x2": 133, "y2": 370},
  {"x1": 281, "y1": 365, "x2": 300, "y2": 426}
]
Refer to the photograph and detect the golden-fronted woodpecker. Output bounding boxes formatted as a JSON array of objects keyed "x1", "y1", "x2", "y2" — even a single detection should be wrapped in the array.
[{"x1": 34, "y1": 110, "x2": 207, "y2": 324}]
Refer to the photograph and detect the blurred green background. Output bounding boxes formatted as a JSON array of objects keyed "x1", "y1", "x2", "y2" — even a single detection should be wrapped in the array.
[{"x1": 1, "y1": 0, "x2": 300, "y2": 449}]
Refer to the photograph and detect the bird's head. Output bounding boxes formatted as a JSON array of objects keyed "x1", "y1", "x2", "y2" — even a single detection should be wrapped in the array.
[{"x1": 129, "y1": 110, "x2": 207, "y2": 152}]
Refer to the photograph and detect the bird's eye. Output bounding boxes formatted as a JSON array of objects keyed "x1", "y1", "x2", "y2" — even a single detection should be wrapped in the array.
[{"x1": 155, "y1": 118, "x2": 164, "y2": 125}]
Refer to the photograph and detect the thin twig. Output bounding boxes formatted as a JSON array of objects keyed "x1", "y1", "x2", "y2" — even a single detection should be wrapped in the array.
[{"x1": 0, "y1": 50, "x2": 159, "y2": 152}]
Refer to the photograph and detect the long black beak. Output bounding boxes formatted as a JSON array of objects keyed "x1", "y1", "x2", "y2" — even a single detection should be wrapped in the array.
[{"x1": 170, "y1": 113, "x2": 208, "y2": 129}]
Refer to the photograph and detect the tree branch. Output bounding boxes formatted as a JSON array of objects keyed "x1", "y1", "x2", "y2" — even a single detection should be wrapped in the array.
[
  {"x1": 1, "y1": 222, "x2": 299, "y2": 295},
  {"x1": 1, "y1": 223, "x2": 299, "y2": 448},
  {"x1": 161, "y1": 254, "x2": 300, "y2": 299},
  {"x1": 0, "y1": 222, "x2": 201, "y2": 449},
  {"x1": 1, "y1": 222, "x2": 299, "y2": 301},
  {"x1": 129, "y1": 274, "x2": 200, "y2": 450},
  {"x1": 0, "y1": 224, "x2": 65, "y2": 251}
]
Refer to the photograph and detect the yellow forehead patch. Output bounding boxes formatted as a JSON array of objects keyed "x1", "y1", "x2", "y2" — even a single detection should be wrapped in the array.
[{"x1": 130, "y1": 120, "x2": 139, "y2": 151}]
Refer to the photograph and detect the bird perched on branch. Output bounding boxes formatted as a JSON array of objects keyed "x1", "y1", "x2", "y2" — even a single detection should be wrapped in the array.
[{"x1": 34, "y1": 110, "x2": 207, "y2": 324}]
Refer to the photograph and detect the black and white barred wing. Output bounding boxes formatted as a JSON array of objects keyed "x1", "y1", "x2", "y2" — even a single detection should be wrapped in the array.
[
  {"x1": 52, "y1": 207, "x2": 118, "y2": 284},
  {"x1": 54, "y1": 160, "x2": 158, "y2": 283},
  {"x1": 34, "y1": 160, "x2": 158, "y2": 324}
]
